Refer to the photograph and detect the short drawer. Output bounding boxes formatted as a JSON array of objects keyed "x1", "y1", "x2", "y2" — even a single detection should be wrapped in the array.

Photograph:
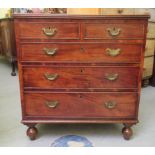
[
  {"x1": 24, "y1": 92, "x2": 137, "y2": 118},
  {"x1": 84, "y1": 22, "x2": 145, "y2": 39},
  {"x1": 18, "y1": 22, "x2": 80, "y2": 39},
  {"x1": 23, "y1": 66, "x2": 139, "y2": 89},
  {"x1": 20, "y1": 43, "x2": 142, "y2": 63}
]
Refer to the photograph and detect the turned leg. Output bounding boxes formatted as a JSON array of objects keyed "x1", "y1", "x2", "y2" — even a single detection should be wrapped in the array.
[
  {"x1": 11, "y1": 60, "x2": 16, "y2": 76},
  {"x1": 122, "y1": 123, "x2": 133, "y2": 140},
  {"x1": 142, "y1": 79, "x2": 150, "y2": 87},
  {"x1": 26, "y1": 124, "x2": 38, "y2": 140}
]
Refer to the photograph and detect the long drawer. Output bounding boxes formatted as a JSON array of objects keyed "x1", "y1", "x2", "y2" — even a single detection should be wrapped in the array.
[
  {"x1": 24, "y1": 92, "x2": 137, "y2": 118},
  {"x1": 23, "y1": 66, "x2": 139, "y2": 89},
  {"x1": 20, "y1": 43, "x2": 142, "y2": 63}
]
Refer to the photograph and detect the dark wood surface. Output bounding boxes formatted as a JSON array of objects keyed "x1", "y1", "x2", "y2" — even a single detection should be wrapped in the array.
[
  {"x1": 18, "y1": 22, "x2": 80, "y2": 39},
  {"x1": 20, "y1": 43, "x2": 142, "y2": 63},
  {"x1": 0, "y1": 18, "x2": 17, "y2": 75},
  {"x1": 14, "y1": 14, "x2": 149, "y2": 140},
  {"x1": 24, "y1": 92, "x2": 137, "y2": 118},
  {"x1": 23, "y1": 66, "x2": 139, "y2": 89},
  {"x1": 84, "y1": 22, "x2": 145, "y2": 39}
]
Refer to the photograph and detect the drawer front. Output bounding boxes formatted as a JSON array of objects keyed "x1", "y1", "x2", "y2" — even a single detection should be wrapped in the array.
[
  {"x1": 20, "y1": 43, "x2": 142, "y2": 63},
  {"x1": 18, "y1": 22, "x2": 80, "y2": 39},
  {"x1": 143, "y1": 56, "x2": 154, "y2": 78},
  {"x1": 24, "y1": 92, "x2": 137, "y2": 118},
  {"x1": 23, "y1": 66, "x2": 139, "y2": 89},
  {"x1": 145, "y1": 40, "x2": 155, "y2": 56},
  {"x1": 147, "y1": 22, "x2": 155, "y2": 39},
  {"x1": 84, "y1": 23, "x2": 144, "y2": 39}
]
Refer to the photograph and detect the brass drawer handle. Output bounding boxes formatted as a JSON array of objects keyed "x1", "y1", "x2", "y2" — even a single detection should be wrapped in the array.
[
  {"x1": 44, "y1": 73, "x2": 59, "y2": 81},
  {"x1": 42, "y1": 27, "x2": 57, "y2": 36},
  {"x1": 105, "y1": 101, "x2": 117, "y2": 109},
  {"x1": 106, "y1": 48, "x2": 121, "y2": 57},
  {"x1": 105, "y1": 73, "x2": 118, "y2": 81},
  {"x1": 43, "y1": 48, "x2": 58, "y2": 56},
  {"x1": 46, "y1": 100, "x2": 59, "y2": 108},
  {"x1": 107, "y1": 27, "x2": 121, "y2": 37}
]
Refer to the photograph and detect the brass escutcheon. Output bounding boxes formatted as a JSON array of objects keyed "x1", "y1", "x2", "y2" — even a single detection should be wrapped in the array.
[{"x1": 104, "y1": 101, "x2": 117, "y2": 109}]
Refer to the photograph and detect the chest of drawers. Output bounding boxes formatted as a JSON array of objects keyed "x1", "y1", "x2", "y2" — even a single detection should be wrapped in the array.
[{"x1": 14, "y1": 14, "x2": 149, "y2": 140}]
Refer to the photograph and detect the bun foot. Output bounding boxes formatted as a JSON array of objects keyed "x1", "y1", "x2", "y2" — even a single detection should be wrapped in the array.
[
  {"x1": 122, "y1": 124, "x2": 133, "y2": 140},
  {"x1": 11, "y1": 60, "x2": 16, "y2": 76},
  {"x1": 26, "y1": 127, "x2": 38, "y2": 140},
  {"x1": 122, "y1": 127, "x2": 133, "y2": 140}
]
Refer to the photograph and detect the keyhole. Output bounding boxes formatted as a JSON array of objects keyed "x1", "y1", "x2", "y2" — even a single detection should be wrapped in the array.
[
  {"x1": 80, "y1": 47, "x2": 85, "y2": 52},
  {"x1": 79, "y1": 94, "x2": 82, "y2": 98},
  {"x1": 80, "y1": 69, "x2": 83, "y2": 73}
]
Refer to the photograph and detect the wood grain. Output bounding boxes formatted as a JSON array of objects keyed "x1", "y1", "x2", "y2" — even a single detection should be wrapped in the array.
[
  {"x1": 84, "y1": 22, "x2": 145, "y2": 39},
  {"x1": 18, "y1": 22, "x2": 80, "y2": 39},
  {"x1": 24, "y1": 92, "x2": 137, "y2": 118},
  {"x1": 20, "y1": 43, "x2": 142, "y2": 63},
  {"x1": 23, "y1": 66, "x2": 139, "y2": 89}
]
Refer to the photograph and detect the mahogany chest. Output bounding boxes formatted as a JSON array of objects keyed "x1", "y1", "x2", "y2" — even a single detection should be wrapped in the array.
[{"x1": 13, "y1": 14, "x2": 149, "y2": 140}]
